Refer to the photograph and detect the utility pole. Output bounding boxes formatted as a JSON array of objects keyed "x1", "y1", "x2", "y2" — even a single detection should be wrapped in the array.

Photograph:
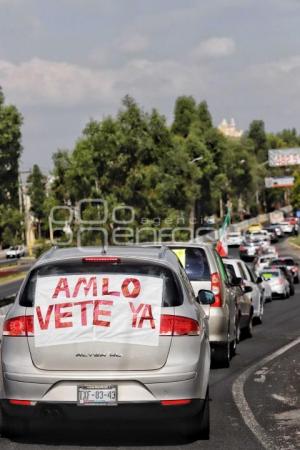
[{"x1": 18, "y1": 170, "x2": 32, "y2": 254}]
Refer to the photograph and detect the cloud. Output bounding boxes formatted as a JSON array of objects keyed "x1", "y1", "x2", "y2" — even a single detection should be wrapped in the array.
[
  {"x1": 191, "y1": 37, "x2": 236, "y2": 59},
  {"x1": 0, "y1": 56, "x2": 209, "y2": 108},
  {"x1": 119, "y1": 34, "x2": 149, "y2": 54},
  {"x1": 0, "y1": 58, "x2": 115, "y2": 106}
]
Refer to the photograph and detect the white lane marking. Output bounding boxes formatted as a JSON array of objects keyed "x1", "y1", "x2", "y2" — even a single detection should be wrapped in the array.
[{"x1": 232, "y1": 336, "x2": 300, "y2": 450}]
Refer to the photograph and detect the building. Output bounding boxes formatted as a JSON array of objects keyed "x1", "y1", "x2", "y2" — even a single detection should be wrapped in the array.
[{"x1": 218, "y1": 118, "x2": 243, "y2": 138}]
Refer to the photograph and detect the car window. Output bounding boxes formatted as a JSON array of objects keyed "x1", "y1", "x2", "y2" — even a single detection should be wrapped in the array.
[
  {"x1": 224, "y1": 263, "x2": 237, "y2": 280},
  {"x1": 20, "y1": 261, "x2": 183, "y2": 308},
  {"x1": 245, "y1": 265, "x2": 256, "y2": 282},
  {"x1": 171, "y1": 247, "x2": 211, "y2": 281},
  {"x1": 237, "y1": 262, "x2": 248, "y2": 279},
  {"x1": 178, "y1": 265, "x2": 197, "y2": 301}
]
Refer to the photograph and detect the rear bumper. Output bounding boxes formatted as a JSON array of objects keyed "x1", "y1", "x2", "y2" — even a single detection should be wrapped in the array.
[{"x1": 0, "y1": 398, "x2": 205, "y2": 422}]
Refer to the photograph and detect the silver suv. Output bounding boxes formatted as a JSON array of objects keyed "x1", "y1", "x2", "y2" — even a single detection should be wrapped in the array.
[
  {"x1": 1, "y1": 246, "x2": 211, "y2": 440},
  {"x1": 161, "y1": 243, "x2": 239, "y2": 367}
]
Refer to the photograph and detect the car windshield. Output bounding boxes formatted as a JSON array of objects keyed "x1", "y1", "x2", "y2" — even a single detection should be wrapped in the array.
[
  {"x1": 171, "y1": 247, "x2": 210, "y2": 281},
  {"x1": 20, "y1": 261, "x2": 183, "y2": 308}
]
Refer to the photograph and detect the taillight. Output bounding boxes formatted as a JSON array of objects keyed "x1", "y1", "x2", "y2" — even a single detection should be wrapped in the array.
[
  {"x1": 239, "y1": 246, "x2": 245, "y2": 251},
  {"x1": 210, "y1": 272, "x2": 222, "y2": 307},
  {"x1": 3, "y1": 315, "x2": 34, "y2": 337},
  {"x1": 82, "y1": 257, "x2": 120, "y2": 263},
  {"x1": 9, "y1": 399, "x2": 35, "y2": 406},
  {"x1": 161, "y1": 399, "x2": 191, "y2": 406},
  {"x1": 160, "y1": 315, "x2": 200, "y2": 336}
]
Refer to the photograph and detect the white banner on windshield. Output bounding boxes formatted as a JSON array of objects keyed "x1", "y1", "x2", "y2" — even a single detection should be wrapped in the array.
[{"x1": 34, "y1": 274, "x2": 163, "y2": 347}]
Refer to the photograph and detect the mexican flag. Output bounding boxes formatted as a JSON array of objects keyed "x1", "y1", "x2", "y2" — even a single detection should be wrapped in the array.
[{"x1": 216, "y1": 210, "x2": 231, "y2": 257}]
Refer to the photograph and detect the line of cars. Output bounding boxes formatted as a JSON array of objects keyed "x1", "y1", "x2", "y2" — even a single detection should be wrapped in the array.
[
  {"x1": 0, "y1": 237, "x2": 298, "y2": 441},
  {"x1": 227, "y1": 219, "x2": 298, "y2": 262}
]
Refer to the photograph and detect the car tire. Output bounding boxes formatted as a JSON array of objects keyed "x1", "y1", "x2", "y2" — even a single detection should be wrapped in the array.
[
  {"x1": 290, "y1": 286, "x2": 295, "y2": 296},
  {"x1": 294, "y1": 276, "x2": 299, "y2": 284},
  {"x1": 1, "y1": 410, "x2": 28, "y2": 438},
  {"x1": 184, "y1": 389, "x2": 210, "y2": 440},
  {"x1": 213, "y1": 336, "x2": 230, "y2": 368},
  {"x1": 199, "y1": 388, "x2": 210, "y2": 440},
  {"x1": 244, "y1": 314, "x2": 253, "y2": 338},
  {"x1": 230, "y1": 319, "x2": 240, "y2": 357}
]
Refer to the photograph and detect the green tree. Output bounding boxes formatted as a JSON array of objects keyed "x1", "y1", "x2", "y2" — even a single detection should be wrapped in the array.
[
  {"x1": 0, "y1": 205, "x2": 24, "y2": 248},
  {"x1": 197, "y1": 100, "x2": 213, "y2": 134},
  {"x1": 247, "y1": 120, "x2": 268, "y2": 162},
  {"x1": 171, "y1": 96, "x2": 197, "y2": 138},
  {"x1": 291, "y1": 170, "x2": 300, "y2": 210},
  {"x1": 27, "y1": 165, "x2": 47, "y2": 238},
  {"x1": 0, "y1": 87, "x2": 23, "y2": 207}
]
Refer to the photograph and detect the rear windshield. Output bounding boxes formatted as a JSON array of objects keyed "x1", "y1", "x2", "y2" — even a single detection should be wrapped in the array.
[
  {"x1": 229, "y1": 233, "x2": 239, "y2": 237},
  {"x1": 272, "y1": 259, "x2": 294, "y2": 266},
  {"x1": 20, "y1": 261, "x2": 183, "y2": 307},
  {"x1": 171, "y1": 247, "x2": 210, "y2": 281},
  {"x1": 260, "y1": 258, "x2": 272, "y2": 263},
  {"x1": 283, "y1": 258, "x2": 295, "y2": 266},
  {"x1": 260, "y1": 271, "x2": 279, "y2": 280}
]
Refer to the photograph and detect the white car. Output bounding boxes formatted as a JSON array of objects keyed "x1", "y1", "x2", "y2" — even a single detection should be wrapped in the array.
[
  {"x1": 259, "y1": 269, "x2": 290, "y2": 299},
  {"x1": 279, "y1": 222, "x2": 293, "y2": 234},
  {"x1": 227, "y1": 232, "x2": 243, "y2": 247},
  {"x1": 223, "y1": 258, "x2": 264, "y2": 324},
  {"x1": 262, "y1": 245, "x2": 278, "y2": 258},
  {"x1": 5, "y1": 245, "x2": 25, "y2": 259},
  {"x1": 254, "y1": 255, "x2": 275, "y2": 273}
]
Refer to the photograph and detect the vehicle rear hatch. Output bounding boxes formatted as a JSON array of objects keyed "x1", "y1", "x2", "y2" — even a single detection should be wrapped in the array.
[
  {"x1": 23, "y1": 258, "x2": 181, "y2": 371},
  {"x1": 170, "y1": 247, "x2": 211, "y2": 314}
]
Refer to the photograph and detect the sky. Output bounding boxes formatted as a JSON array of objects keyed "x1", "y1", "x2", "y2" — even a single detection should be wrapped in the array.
[{"x1": 1, "y1": 0, "x2": 300, "y2": 172}]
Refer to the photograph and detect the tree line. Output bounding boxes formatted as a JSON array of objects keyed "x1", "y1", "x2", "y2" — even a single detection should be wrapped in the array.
[{"x1": 1, "y1": 88, "x2": 300, "y2": 248}]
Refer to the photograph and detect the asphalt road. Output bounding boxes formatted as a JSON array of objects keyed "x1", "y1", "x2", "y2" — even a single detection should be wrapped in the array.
[
  {"x1": 0, "y1": 240, "x2": 299, "y2": 449},
  {"x1": 0, "y1": 279, "x2": 23, "y2": 301}
]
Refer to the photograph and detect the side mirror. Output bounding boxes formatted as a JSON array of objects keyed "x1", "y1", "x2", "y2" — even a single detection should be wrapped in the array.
[
  {"x1": 256, "y1": 276, "x2": 263, "y2": 284},
  {"x1": 244, "y1": 285, "x2": 253, "y2": 294},
  {"x1": 198, "y1": 290, "x2": 215, "y2": 305},
  {"x1": 231, "y1": 276, "x2": 243, "y2": 287}
]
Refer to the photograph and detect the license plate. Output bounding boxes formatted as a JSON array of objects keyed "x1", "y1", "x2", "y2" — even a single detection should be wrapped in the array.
[{"x1": 78, "y1": 385, "x2": 118, "y2": 406}]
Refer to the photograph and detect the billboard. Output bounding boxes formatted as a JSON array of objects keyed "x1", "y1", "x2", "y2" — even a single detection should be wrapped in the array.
[
  {"x1": 268, "y1": 148, "x2": 300, "y2": 167},
  {"x1": 265, "y1": 176, "x2": 294, "y2": 188}
]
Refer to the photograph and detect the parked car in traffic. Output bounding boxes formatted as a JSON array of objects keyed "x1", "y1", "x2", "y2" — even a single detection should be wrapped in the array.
[
  {"x1": 239, "y1": 241, "x2": 260, "y2": 261},
  {"x1": 259, "y1": 268, "x2": 290, "y2": 299},
  {"x1": 254, "y1": 255, "x2": 275, "y2": 273},
  {"x1": 5, "y1": 245, "x2": 25, "y2": 259},
  {"x1": 227, "y1": 231, "x2": 243, "y2": 247},
  {"x1": 263, "y1": 227, "x2": 279, "y2": 243},
  {"x1": 279, "y1": 221, "x2": 293, "y2": 234},
  {"x1": 222, "y1": 261, "x2": 253, "y2": 339},
  {"x1": 267, "y1": 224, "x2": 283, "y2": 239},
  {"x1": 247, "y1": 223, "x2": 263, "y2": 233},
  {"x1": 271, "y1": 256, "x2": 299, "y2": 284},
  {"x1": 161, "y1": 243, "x2": 239, "y2": 368},
  {"x1": 223, "y1": 258, "x2": 264, "y2": 324},
  {"x1": 1, "y1": 246, "x2": 211, "y2": 439},
  {"x1": 270, "y1": 264, "x2": 295, "y2": 296}
]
